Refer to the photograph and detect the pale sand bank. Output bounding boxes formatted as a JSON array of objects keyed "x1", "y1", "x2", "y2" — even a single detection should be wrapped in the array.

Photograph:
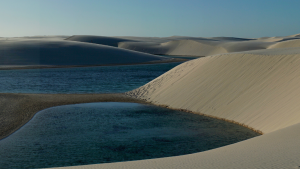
[{"x1": 0, "y1": 93, "x2": 147, "y2": 140}]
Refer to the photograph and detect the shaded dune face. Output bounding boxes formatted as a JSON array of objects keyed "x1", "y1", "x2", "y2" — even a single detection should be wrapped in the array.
[
  {"x1": 220, "y1": 41, "x2": 275, "y2": 53},
  {"x1": 65, "y1": 35, "x2": 137, "y2": 47},
  {"x1": 208, "y1": 37, "x2": 254, "y2": 41},
  {"x1": 0, "y1": 39, "x2": 167, "y2": 66},
  {"x1": 118, "y1": 42, "x2": 169, "y2": 55}
]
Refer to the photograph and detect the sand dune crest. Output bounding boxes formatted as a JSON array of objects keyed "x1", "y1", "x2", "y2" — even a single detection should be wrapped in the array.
[{"x1": 0, "y1": 38, "x2": 168, "y2": 66}]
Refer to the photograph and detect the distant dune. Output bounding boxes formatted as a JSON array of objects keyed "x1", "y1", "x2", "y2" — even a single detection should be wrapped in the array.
[
  {"x1": 65, "y1": 35, "x2": 137, "y2": 47},
  {"x1": 0, "y1": 38, "x2": 168, "y2": 67},
  {"x1": 268, "y1": 38, "x2": 300, "y2": 49},
  {"x1": 118, "y1": 38, "x2": 275, "y2": 56},
  {"x1": 68, "y1": 34, "x2": 300, "y2": 57}
]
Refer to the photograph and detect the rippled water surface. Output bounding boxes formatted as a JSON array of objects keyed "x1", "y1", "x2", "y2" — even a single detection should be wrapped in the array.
[
  {"x1": 0, "y1": 102, "x2": 259, "y2": 169},
  {"x1": 0, "y1": 62, "x2": 181, "y2": 93}
]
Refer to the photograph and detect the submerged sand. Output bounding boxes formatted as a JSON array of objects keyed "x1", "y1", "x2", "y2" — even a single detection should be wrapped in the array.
[{"x1": 0, "y1": 93, "x2": 147, "y2": 140}]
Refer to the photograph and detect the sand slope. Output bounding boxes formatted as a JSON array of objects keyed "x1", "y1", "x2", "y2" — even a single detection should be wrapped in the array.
[
  {"x1": 0, "y1": 38, "x2": 168, "y2": 66},
  {"x1": 127, "y1": 48, "x2": 300, "y2": 134}
]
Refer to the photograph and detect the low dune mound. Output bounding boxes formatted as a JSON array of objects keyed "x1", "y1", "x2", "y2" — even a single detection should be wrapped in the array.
[
  {"x1": 209, "y1": 37, "x2": 254, "y2": 41},
  {"x1": 65, "y1": 35, "x2": 300, "y2": 57},
  {"x1": 220, "y1": 40, "x2": 275, "y2": 53},
  {"x1": 116, "y1": 36, "x2": 171, "y2": 43},
  {"x1": 126, "y1": 47, "x2": 300, "y2": 134},
  {"x1": 0, "y1": 39, "x2": 168, "y2": 66},
  {"x1": 161, "y1": 40, "x2": 227, "y2": 56},
  {"x1": 288, "y1": 33, "x2": 300, "y2": 38},
  {"x1": 257, "y1": 37, "x2": 286, "y2": 42},
  {"x1": 256, "y1": 36, "x2": 300, "y2": 42},
  {"x1": 21, "y1": 36, "x2": 70, "y2": 40},
  {"x1": 276, "y1": 37, "x2": 300, "y2": 42},
  {"x1": 2, "y1": 36, "x2": 70, "y2": 41},
  {"x1": 65, "y1": 35, "x2": 289, "y2": 57},
  {"x1": 118, "y1": 42, "x2": 169, "y2": 55},
  {"x1": 119, "y1": 40, "x2": 227, "y2": 56},
  {"x1": 120, "y1": 39, "x2": 275, "y2": 56},
  {"x1": 268, "y1": 39, "x2": 300, "y2": 49},
  {"x1": 115, "y1": 36, "x2": 212, "y2": 43},
  {"x1": 65, "y1": 35, "x2": 136, "y2": 47},
  {"x1": 119, "y1": 37, "x2": 279, "y2": 56}
]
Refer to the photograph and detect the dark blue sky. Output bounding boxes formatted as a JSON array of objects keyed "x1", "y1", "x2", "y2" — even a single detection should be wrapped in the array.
[{"x1": 1, "y1": 0, "x2": 300, "y2": 38}]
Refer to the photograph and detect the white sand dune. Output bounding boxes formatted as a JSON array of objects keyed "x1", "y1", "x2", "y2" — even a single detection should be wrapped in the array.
[
  {"x1": 0, "y1": 38, "x2": 168, "y2": 66},
  {"x1": 127, "y1": 47, "x2": 300, "y2": 134},
  {"x1": 65, "y1": 35, "x2": 300, "y2": 57},
  {"x1": 64, "y1": 35, "x2": 300, "y2": 57},
  {"x1": 268, "y1": 39, "x2": 300, "y2": 49},
  {"x1": 53, "y1": 48, "x2": 300, "y2": 169},
  {"x1": 220, "y1": 40, "x2": 274, "y2": 52},
  {"x1": 288, "y1": 33, "x2": 300, "y2": 38},
  {"x1": 118, "y1": 36, "x2": 297, "y2": 56},
  {"x1": 119, "y1": 39, "x2": 276, "y2": 56},
  {"x1": 119, "y1": 40, "x2": 227, "y2": 56}
]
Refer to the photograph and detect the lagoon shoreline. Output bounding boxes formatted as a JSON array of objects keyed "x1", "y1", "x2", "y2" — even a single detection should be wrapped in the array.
[
  {"x1": 0, "y1": 93, "x2": 149, "y2": 140},
  {"x1": 0, "y1": 92, "x2": 264, "y2": 141},
  {"x1": 0, "y1": 58, "x2": 187, "y2": 71}
]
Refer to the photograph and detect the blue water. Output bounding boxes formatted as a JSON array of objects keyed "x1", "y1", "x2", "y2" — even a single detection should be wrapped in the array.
[
  {"x1": 0, "y1": 102, "x2": 259, "y2": 169},
  {"x1": 0, "y1": 62, "x2": 181, "y2": 93}
]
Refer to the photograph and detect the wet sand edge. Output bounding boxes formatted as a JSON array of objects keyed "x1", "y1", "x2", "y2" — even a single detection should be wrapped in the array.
[{"x1": 0, "y1": 93, "x2": 148, "y2": 140}]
